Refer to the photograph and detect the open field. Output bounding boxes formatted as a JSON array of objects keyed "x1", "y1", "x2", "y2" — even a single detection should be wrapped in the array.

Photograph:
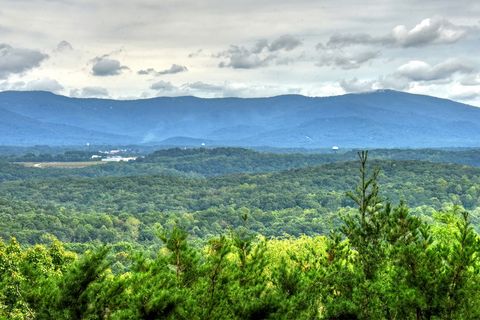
[{"x1": 16, "y1": 161, "x2": 106, "y2": 169}]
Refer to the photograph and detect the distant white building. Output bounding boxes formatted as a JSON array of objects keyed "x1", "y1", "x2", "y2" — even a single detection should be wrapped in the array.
[{"x1": 101, "y1": 156, "x2": 137, "y2": 162}]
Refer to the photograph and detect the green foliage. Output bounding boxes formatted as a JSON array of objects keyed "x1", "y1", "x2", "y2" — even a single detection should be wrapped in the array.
[
  {"x1": 3, "y1": 152, "x2": 480, "y2": 246},
  {"x1": 1, "y1": 148, "x2": 480, "y2": 318}
]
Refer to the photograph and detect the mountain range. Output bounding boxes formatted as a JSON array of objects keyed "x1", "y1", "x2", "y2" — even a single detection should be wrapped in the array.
[{"x1": 1, "y1": 90, "x2": 479, "y2": 148}]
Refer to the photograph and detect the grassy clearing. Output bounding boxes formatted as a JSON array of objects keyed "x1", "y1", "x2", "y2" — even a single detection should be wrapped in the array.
[{"x1": 16, "y1": 161, "x2": 106, "y2": 169}]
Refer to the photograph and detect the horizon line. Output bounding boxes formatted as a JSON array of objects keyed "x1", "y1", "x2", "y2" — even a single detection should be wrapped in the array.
[{"x1": 0, "y1": 88, "x2": 456, "y2": 102}]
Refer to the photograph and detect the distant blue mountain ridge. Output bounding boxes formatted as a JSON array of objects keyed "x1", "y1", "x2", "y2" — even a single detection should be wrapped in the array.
[{"x1": 1, "y1": 89, "x2": 479, "y2": 148}]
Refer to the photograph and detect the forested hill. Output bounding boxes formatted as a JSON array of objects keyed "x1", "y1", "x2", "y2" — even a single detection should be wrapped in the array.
[
  {"x1": 2, "y1": 159, "x2": 480, "y2": 244},
  {"x1": 2, "y1": 157, "x2": 480, "y2": 319},
  {"x1": 2, "y1": 148, "x2": 480, "y2": 318},
  {"x1": 2, "y1": 90, "x2": 480, "y2": 147},
  {"x1": 4, "y1": 147, "x2": 480, "y2": 182},
  {"x1": 137, "y1": 147, "x2": 480, "y2": 175}
]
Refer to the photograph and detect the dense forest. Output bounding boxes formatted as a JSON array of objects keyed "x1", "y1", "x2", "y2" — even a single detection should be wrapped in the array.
[
  {"x1": 1, "y1": 148, "x2": 480, "y2": 319},
  {"x1": 2, "y1": 148, "x2": 480, "y2": 245},
  {"x1": 0, "y1": 152, "x2": 480, "y2": 319}
]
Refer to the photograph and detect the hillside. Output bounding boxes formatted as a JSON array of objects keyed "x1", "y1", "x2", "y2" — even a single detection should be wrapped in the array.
[
  {"x1": 2, "y1": 158, "x2": 480, "y2": 244},
  {"x1": 1, "y1": 90, "x2": 480, "y2": 147}
]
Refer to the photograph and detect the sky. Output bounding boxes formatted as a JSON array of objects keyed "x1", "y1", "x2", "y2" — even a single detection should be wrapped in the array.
[{"x1": 0, "y1": 0, "x2": 479, "y2": 105}]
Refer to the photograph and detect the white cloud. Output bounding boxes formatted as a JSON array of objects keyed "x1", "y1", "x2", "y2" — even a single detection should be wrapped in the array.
[
  {"x1": 0, "y1": 2, "x2": 479, "y2": 100},
  {"x1": 460, "y1": 74, "x2": 480, "y2": 86},
  {"x1": 339, "y1": 78, "x2": 376, "y2": 92},
  {"x1": 217, "y1": 35, "x2": 302, "y2": 69},
  {"x1": 317, "y1": 49, "x2": 380, "y2": 70},
  {"x1": 70, "y1": 86, "x2": 109, "y2": 98},
  {"x1": 391, "y1": 17, "x2": 470, "y2": 47},
  {"x1": 149, "y1": 80, "x2": 302, "y2": 98},
  {"x1": 150, "y1": 80, "x2": 177, "y2": 92},
  {"x1": 395, "y1": 59, "x2": 474, "y2": 81},
  {"x1": 323, "y1": 17, "x2": 476, "y2": 49},
  {"x1": 450, "y1": 90, "x2": 480, "y2": 101},
  {"x1": 2, "y1": 78, "x2": 64, "y2": 93}
]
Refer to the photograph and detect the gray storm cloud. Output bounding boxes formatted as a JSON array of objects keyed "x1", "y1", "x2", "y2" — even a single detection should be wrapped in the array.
[
  {"x1": 0, "y1": 44, "x2": 48, "y2": 79},
  {"x1": 91, "y1": 56, "x2": 129, "y2": 76}
]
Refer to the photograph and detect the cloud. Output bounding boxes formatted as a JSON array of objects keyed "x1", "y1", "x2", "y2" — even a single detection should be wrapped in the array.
[
  {"x1": 218, "y1": 45, "x2": 273, "y2": 69},
  {"x1": 158, "y1": 64, "x2": 188, "y2": 75},
  {"x1": 70, "y1": 86, "x2": 110, "y2": 98},
  {"x1": 138, "y1": 68, "x2": 155, "y2": 75},
  {"x1": 55, "y1": 40, "x2": 73, "y2": 52},
  {"x1": 188, "y1": 49, "x2": 204, "y2": 58},
  {"x1": 0, "y1": 25, "x2": 12, "y2": 34},
  {"x1": 339, "y1": 78, "x2": 376, "y2": 92},
  {"x1": 449, "y1": 84, "x2": 480, "y2": 101},
  {"x1": 395, "y1": 59, "x2": 474, "y2": 82},
  {"x1": 450, "y1": 90, "x2": 480, "y2": 101},
  {"x1": 269, "y1": 35, "x2": 302, "y2": 51},
  {"x1": 91, "y1": 55, "x2": 128, "y2": 76},
  {"x1": 150, "y1": 80, "x2": 177, "y2": 91},
  {"x1": 138, "y1": 64, "x2": 188, "y2": 76},
  {"x1": 24, "y1": 78, "x2": 64, "y2": 93},
  {"x1": 317, "y1": 49, "x2": 380, "y2": 69},
  {"x1": 149, "y1": 81, "x2": 222, "y2": 96},
  {"x1": 3, "y1": 78, "x2": 64, "y2": 93},
  {"x1": 339, "y1": 76, "x2": 410, "y2": 93},
  {"x1": 340, "y1": 57, "x2": 477, "y2": 94},
  {"x1": 460, "y1": 74, "x2": 480, "y2": 86},
  {"x1": 217, "y1": 34, "x2": 302, "y2": 69},
  {"x1": 375, "y1": 74, "x2": 412, "y2": 91},
  {"x1": 322, "y1": 17, "x2": 476, "y2": 49},
  {"x1": 320, "y1": 33, "x2": 387, "y2": 49},
  {"x1": 149, "y1": 80, "x2": 194, "y2": 97},
  {"x1": 183, "y1": 81, "x2": 224, "y2": 92},
  {"x1": 0, "y1": 43, "x2": 48, "y2": 79},
  {"x1": 148, "y1": 80, "x2": 301, "y2": 98},
  {"x1": 391, "y1": 17, "x2": 471, "y2": 47}
]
